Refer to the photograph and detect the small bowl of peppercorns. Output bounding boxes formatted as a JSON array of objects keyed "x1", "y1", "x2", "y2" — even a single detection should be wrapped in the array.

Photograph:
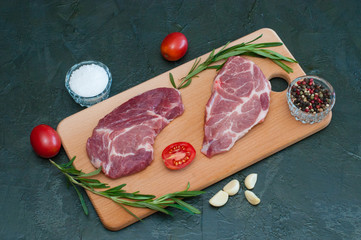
[{"x1": 287, "y1": 75, "x2": 336, "y2": 124}]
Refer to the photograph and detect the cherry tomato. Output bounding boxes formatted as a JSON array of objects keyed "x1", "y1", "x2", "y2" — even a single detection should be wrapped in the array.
[
  {"x1": 30, "y1": 124, "x2": 61, "y2": 158},
  {"x1": 160, "y1": 32, "x2": 188, "y2": 61},
  {"x1": 162, "y1": 142, "x2": 196, "y2": 170}
]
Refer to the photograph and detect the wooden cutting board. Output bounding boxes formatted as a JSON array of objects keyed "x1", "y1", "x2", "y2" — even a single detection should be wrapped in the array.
[{"x1": 57, "y1": 28, "x2": 332, "y2": 231}]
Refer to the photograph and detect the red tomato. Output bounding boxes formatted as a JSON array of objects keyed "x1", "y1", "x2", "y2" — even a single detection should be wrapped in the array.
[
  {"x1": 160, "y1": 32, "x2": 188, "y2": 61},
  {"x1": 30, "y1": 124, "x2": 61, "y2": 158},
  {"x1": 162, "y1": 142, "x2": 196, "y2": 170}
]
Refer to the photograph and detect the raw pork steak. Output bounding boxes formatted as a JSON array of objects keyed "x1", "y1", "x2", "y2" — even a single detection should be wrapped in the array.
[
  {"x1": 201, "y1": 56, "x2": 271, "y2": 157},
  {"x1": 86, "y1": 88, "x2": 184, "y2": 179}
]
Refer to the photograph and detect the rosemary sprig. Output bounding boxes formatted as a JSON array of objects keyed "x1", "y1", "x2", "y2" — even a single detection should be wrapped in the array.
[
  {"x1": 50, "y1": 157, "x2": 204, "y2": 220},
  {"x1": 170, "y1": 34, "x2": 297, "y2": 89}
]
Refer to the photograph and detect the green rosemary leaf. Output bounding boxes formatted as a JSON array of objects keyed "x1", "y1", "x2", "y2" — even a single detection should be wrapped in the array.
[
  {"x1": 154, "y1": 200, "x2": 176, "y2": 205},
  {"x1": 71, "y1": 181, "x2": 89, "y2": 215},
  {"x1": 62, "y1": 168, "x2": 83, "y2": 175},
  {"x1": 172, "y1": 198, "x2": 201, "y2": 214},
  {"x1": 153, "y1": 194, "x2": 170, "y2": 204},
  {"x1": 189, "y1": 58, "x2": 201, "y2": 74},
  {"x1": 164, "y1": 203, "x2": 194, "y2": 214},
  {"x1": 61, "y1": 156, "x2": 76, "y2": 168},
  {"x1": 245, "y1": 34, "x2": 263, "y2": 44},
  {"x1": 169, "y1": 73, "x2": 177, "y2": 89},
  {"x1": 79, "y1": 182, "x2": 94, "y2": 190},
  {"x1": 212, "y1": 50, "x2": 248, "y2": 62},
  {"x1": 184, "y1": 64, "x2": 208, "y2": 81},
  {"x1": 84, "y1": 181, "x2": 109, "y2": 189},
  {"x1": 251, "y1": 49, "x2": 281, "y2": 60},
  {"x1": 250, "y1": 42, "x2": 283, "y2": 48},
  {"x1": 178, "y1": 79, "x2": 192, "y2": 89},
  {"x1": 76, "y1": 177, "x2": 101, "y2": 183},
  {"x1": 124, "y1": 201, "x2": 173, "y2": 215},
  {"x1": 261, "y1": 49, "x2": 298, "y2": 63},
  {"x1": 241, "y1": 52, "x2": 265, "y2": 58},
  {"x1": 206, "y1": 65, "x2": 221, "y2": 69},
  {"x1": 101, "y1": 185, "x2": 155, "y2": 199},
  {"x1": 168, "y1": 190, "x2": 205, "y2": 198},
  {"x1": 218, "y1": 41, "x2": 231, "y2": 52},
  {"x1": 272, "y1": 59, "x2": 293, "y2": 73},
  {"x1": 114, "y1": 201, "x2": 143, "y2": 221},
  {"x1": 78, "y1": 167, "x2": 102, "y2": 177},
  {"x1": 104, "y1": 184, "x2": 127, "y2": 192},
  {"x1": 252, "y1": 48, "x2": 296, "y2": 62},
  {"x1": 208, "y1": 49, "x2": 215, "y2": 61},
  {"x1": 114, "y1": 192, "x2": 155, "y2": 200},
  {"x1": 214, "y1": 43, "x2": 246, "y2": 58},
  {"x1": 158, "y1": 183, "x2": 204, "y2": 199},
  {"x1": 185, "y1": 182, "x2": 191, "y2": 191},
  {"x1": 216, "y1": 61, "x2": 226, "y2": 70}
]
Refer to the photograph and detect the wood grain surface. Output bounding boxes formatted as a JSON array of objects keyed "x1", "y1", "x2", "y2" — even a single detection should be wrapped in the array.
[{"x1": 57, "y1": 28, "x2": 332, "y2": 231}]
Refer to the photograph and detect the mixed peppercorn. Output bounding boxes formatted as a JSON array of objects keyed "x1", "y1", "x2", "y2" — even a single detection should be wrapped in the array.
[{"x1": 290, "y1": 78, "x2": 332, "y2": 114}]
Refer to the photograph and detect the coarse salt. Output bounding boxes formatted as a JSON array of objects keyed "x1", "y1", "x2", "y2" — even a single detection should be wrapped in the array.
[{"x1": 69, "y1": 64, "x2": 109, "y2": 97}]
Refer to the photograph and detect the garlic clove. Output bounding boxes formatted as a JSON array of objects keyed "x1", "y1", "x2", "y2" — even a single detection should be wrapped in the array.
[
  {"x1": 244, "y1": 190, "x2": 261, "y2": 206},
  {"x1": 223, "y1": 179, "x2": 240, "y2": 196},
  {"x1": 209, "y1": 190, "x2": 229, "y2": 207},
  {"x1": 244, "y1": 173, "x2": 258, "y2": 190}
]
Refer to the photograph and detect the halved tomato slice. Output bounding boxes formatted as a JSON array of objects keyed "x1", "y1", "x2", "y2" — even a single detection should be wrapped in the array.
[{"x1": 162, "y1": 142, "x2": 196, "y2": 170}]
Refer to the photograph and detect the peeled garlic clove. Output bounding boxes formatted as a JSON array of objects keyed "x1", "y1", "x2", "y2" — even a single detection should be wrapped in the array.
[
  {"x1": 209, "y1": 190, "x2": 229, "y2": 207},
  {"x1": 244, "y1": 173, "x2": 258, "y2": 190},
  {"x1": 223, "y1": 179, "x2": 240, "y2": 196},
  {"x1": 244, "y1": 190, "x2": 261, "y2": 205}
]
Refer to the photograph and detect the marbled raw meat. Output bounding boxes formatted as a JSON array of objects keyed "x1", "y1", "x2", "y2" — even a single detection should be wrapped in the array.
[
  {"x1": 86, "y1": 88, "x2": 184, "y2": 178},
  {"x1": 201, "y1": 56, "x2": 271, "y2": 157}
]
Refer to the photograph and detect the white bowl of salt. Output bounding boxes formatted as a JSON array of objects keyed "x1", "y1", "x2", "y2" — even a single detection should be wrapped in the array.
[{"x1": 65, "y1": 61, "x2": 112, "y2": 107}]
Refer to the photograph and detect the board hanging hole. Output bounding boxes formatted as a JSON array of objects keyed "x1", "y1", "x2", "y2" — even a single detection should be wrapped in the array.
[{"x1": 270, "y1": 77, "x2": 289, "y2": 92}]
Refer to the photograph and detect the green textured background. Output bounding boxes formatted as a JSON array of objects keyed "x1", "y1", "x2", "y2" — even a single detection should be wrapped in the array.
[{"x1": 1, "y1": 1, "x2": 360, "y2": 239}]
